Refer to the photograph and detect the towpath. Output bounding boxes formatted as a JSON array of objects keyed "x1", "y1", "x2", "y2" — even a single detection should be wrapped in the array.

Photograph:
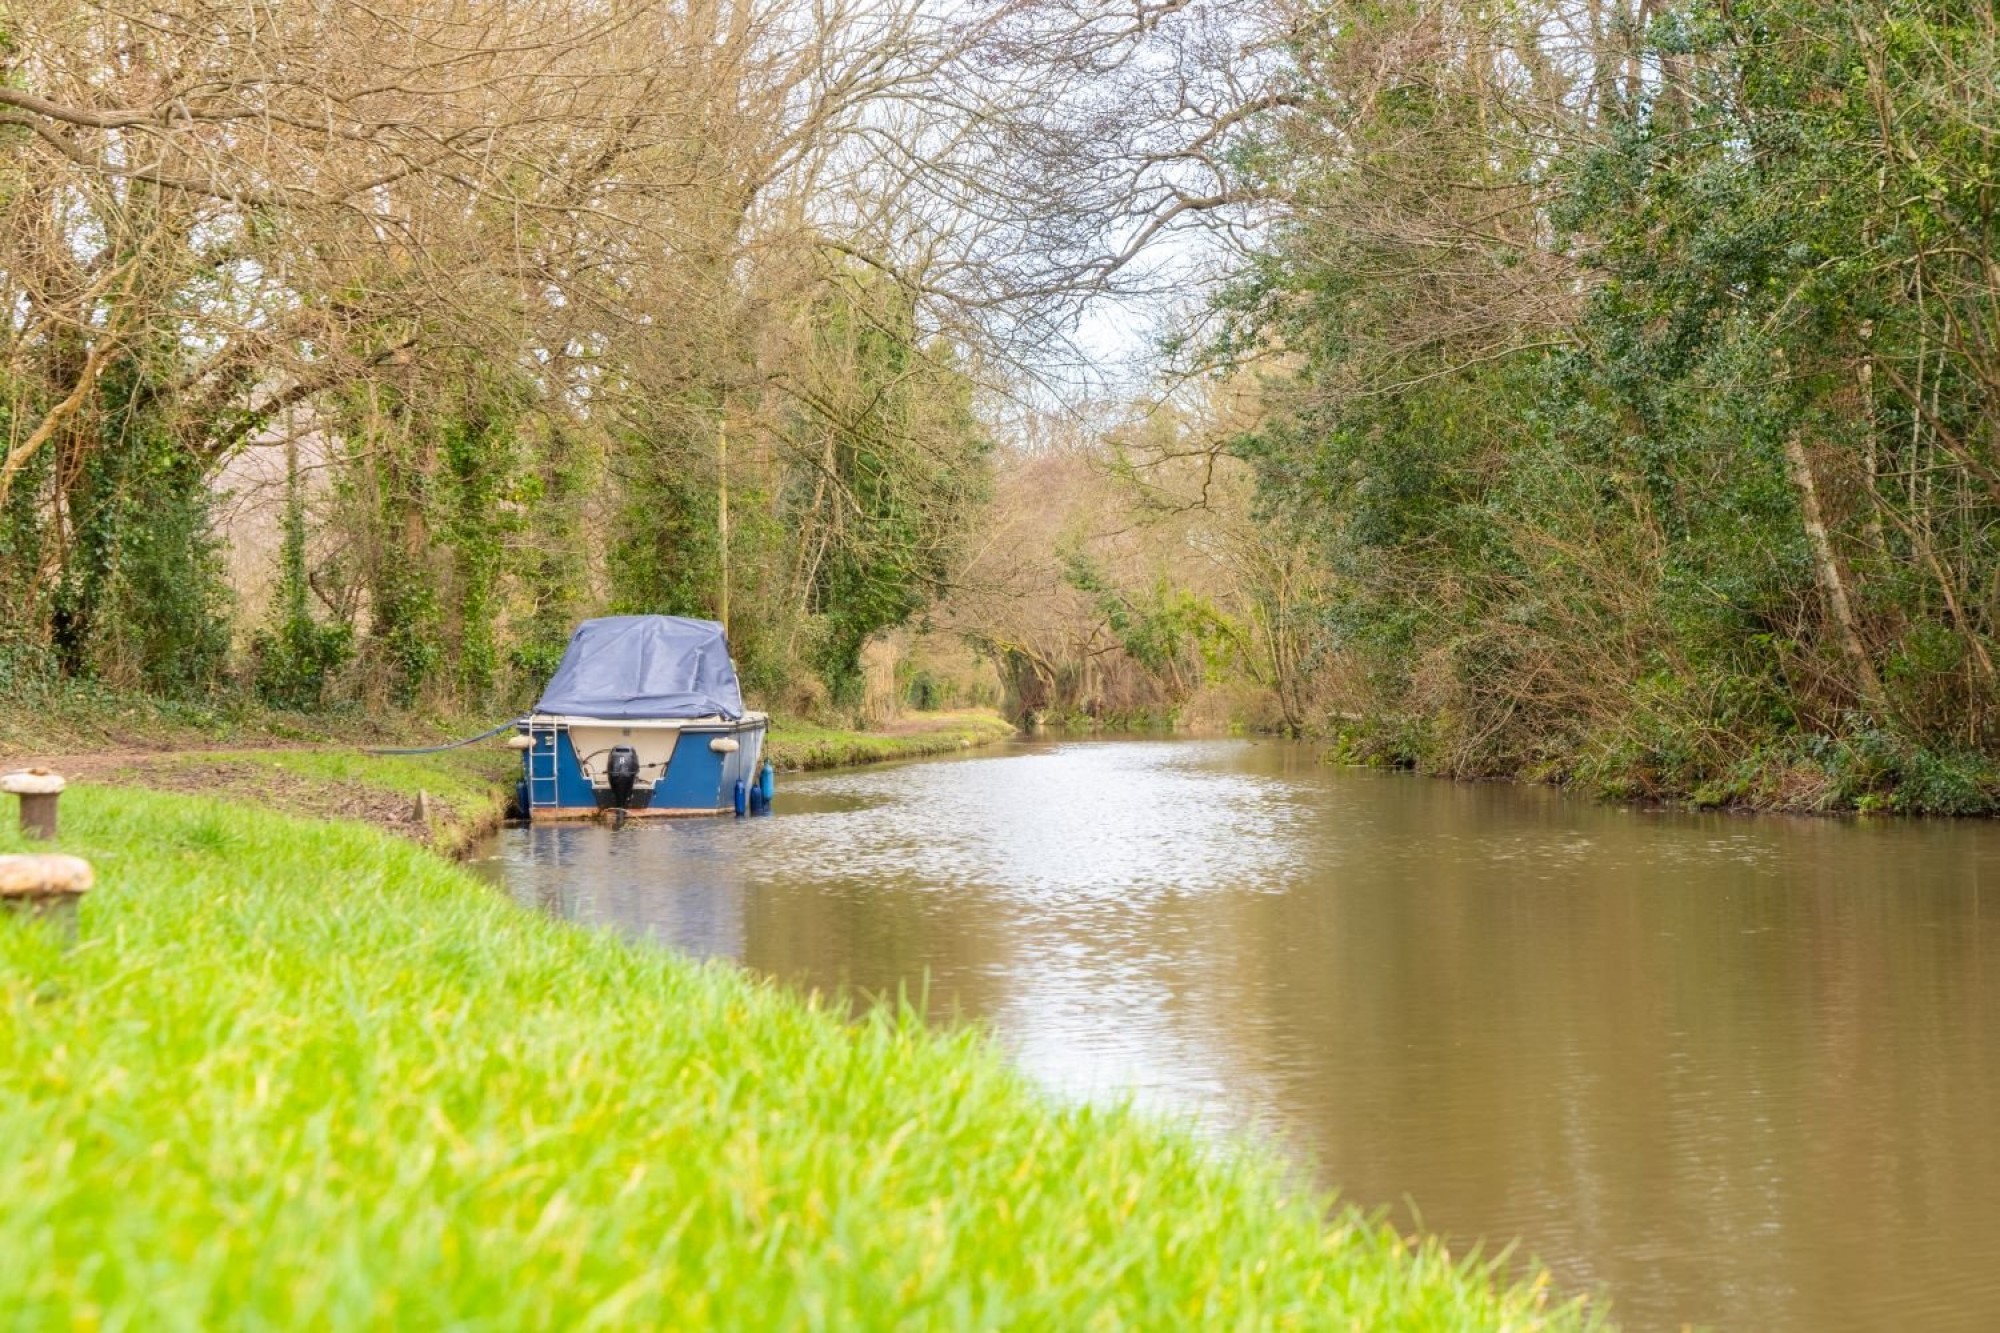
[{"x1": 1, "y1": 709, "x2": 1019, "y2": 855}]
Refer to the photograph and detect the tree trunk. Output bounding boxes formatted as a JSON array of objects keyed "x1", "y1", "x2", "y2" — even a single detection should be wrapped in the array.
[{"x1": 1785, "y1": 432, "x2": 1886, "y2": 713}]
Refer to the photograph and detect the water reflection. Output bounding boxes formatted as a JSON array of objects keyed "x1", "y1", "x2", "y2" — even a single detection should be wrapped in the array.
[{"x1": 479, "y1": 738, "x2": 2000, "y2": 1332}]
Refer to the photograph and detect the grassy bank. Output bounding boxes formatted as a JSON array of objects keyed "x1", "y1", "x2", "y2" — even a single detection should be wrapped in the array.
[
  {"x1": 0, "y1": 679, "x2": 519, "y2": 855},
  {"x1": 1, "y1": 692, "x2": 1020, "y2": 856},
  {"x1": 72, "y1": 746, "x2": 518, "y2": 857},
  {"x1": 765, "y1": 709, "x2": 1019, "y2": 771},
  {"x1": 0, "y1": 787, "x2": 1596, "y2": 1328}
]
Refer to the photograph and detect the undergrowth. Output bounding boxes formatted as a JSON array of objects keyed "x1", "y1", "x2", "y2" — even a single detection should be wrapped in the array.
[
  {"x1": 0, "y1": 675, "x2": 506, "y2": 761},
  {"x1": 1321, "y1": 713, "x2": 2000, "y2": 816}
]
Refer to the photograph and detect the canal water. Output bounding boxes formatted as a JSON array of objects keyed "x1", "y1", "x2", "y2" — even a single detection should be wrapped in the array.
[{"x1": 477, "y1": 738, "x2": 2000, "y2": 1332}]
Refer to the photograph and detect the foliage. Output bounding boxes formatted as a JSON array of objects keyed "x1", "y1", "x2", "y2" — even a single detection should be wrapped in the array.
[
  {"x1": 1217, "y1": 0, "x2": 2000, "y2": 811},
  {"x1": 0, "y1": 423, "x2": 55, "y2": 698},
  {"x1": 508, "y1": 422, "x2": 598, "y2": 692},
  {"x1": 3, "y1": 1, "x2": 1096, "y2": 726},
  {"x1": 1061, "y1": 553, "x2": 1242, "y2": 706},
  {"x1": 794, "y1": 280, "x2": 993, "y2": 707},
  {"x1": 49, "y1": 358, "x2": 233, "y2": 698},
  {"x1": 607, "y1": 401, "x2": 728, "y2": 624},
  {"x1": 253, "y1": 446, "x2": 354, "y2": 710}
]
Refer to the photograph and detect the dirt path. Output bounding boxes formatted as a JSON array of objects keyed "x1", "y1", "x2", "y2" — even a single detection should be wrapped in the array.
[
  {"x1": 5, "y1": 741, "x2": 317, "y2": 783},
  {"x1": 5, "y1": 742, "x2": 514, "y2": 857}
]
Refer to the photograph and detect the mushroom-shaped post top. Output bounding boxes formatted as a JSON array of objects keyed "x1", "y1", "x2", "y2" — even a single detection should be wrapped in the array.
[
  {"x1": 0, "y1": 852, "x2": 93, "y2": 898},
  {"x1": 4, "y1": 769, "x2": 67, "y2": 839}
]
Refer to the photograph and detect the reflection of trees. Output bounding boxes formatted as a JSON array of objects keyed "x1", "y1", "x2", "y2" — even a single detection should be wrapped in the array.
[
  {"x1": 741, "y1": 878, "x2": 1015, "y2": 1027},
  {"x1": 503, "y1": 749, "x2": 2000, "y2": 1330},
  {"x1": 1170, "y1": 783, "x2": 2000, "y2": 1330}
]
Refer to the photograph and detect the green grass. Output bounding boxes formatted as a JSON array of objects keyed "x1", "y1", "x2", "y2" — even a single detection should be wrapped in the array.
[
  {"x1": 0, "y1": 789, "x2": 1597, "y2": 1329},
  {"x1": 69, "y1": 745, "x2": 518, "y2": 858},
  {"x1": 767, "y1": 710, "x2": 1020, "y2": 772},
  {"x1": 169, "y1": 745, "x2": 515, "y2": 807}
]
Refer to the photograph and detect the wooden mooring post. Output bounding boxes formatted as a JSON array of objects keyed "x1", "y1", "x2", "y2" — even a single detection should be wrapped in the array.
[
  {"x1": 2, "y1": 769, "x2": 66, "y2": 839},
  {"x1": 1, "y1": 771, "x2": 86, "y2": 939},
  {"x1": 0, "y1": 852, "x2": 92, "y2": 937}
]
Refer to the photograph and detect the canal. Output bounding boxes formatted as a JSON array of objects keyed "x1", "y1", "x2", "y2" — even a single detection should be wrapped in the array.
[{"x1": 477, "y1": 738, "x2": 2000, "y2": 1331}]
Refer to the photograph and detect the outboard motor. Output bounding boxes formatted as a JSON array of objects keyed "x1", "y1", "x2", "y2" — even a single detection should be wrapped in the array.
[{"x1": 606, "y1": 745, "x2": 641, "y2": 809}]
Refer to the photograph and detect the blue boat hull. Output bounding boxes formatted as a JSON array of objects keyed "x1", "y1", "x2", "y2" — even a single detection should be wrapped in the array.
[{"x1": 518, "y1": 713, "x2": 768, "y2": 819}]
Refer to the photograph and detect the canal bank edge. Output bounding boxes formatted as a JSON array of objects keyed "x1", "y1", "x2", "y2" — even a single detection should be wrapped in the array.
[
  {"x1": 0, "y1": 783, "x2": 1598, "y2": 1329},
  {"x1": 22, "y1": 746, "x2": 519, "y2": 861},
  {"x1": 763, "y1": 709, "x2": 1020, "y2": 773},
  {"x1": 6, "y1": 710, "x2": 1022, "y2": 861},
  {"x1": 1313, "y1": 712, "x2": 2000, "y2": 818}
]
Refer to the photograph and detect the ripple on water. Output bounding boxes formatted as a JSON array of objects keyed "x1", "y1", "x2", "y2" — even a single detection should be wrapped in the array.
[
  {"x1": 484, "y1": 736, "x2": 2000, "y2": 1333},
  {"x1": 758, "y1": 740, "x2": 1313, "y2": 902}
]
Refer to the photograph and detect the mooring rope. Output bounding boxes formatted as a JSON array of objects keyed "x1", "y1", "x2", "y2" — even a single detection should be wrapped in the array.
[{"x1": 363, "y1": 720, "x2": 519, "y2": 756}]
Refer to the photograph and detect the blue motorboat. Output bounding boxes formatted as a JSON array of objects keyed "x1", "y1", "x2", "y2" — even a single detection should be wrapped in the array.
[{"x1": 515, "y1": 616, "x2": 770, "y2": 819}]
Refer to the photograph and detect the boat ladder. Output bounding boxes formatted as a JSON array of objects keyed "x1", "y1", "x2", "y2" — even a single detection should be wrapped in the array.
[{"x1": 526, "y1": 717, "x2": 568, "y2": 810}]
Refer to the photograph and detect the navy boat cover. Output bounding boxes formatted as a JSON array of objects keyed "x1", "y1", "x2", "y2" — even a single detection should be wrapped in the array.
[{"x1": 535, "y1": 616, "x2": 746, "y2": 720}]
